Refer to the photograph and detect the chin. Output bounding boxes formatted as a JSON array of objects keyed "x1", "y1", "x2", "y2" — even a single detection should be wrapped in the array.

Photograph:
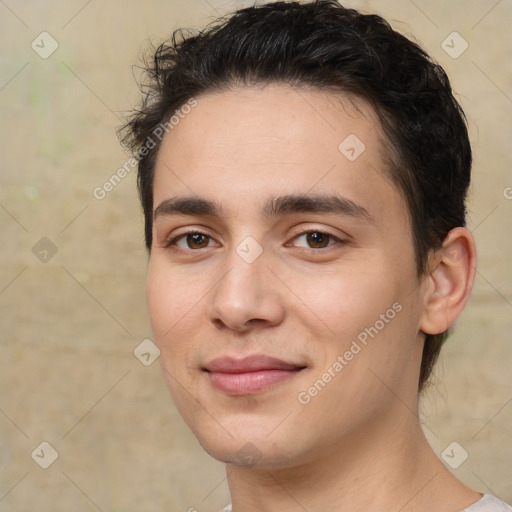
[
  {"x1": 192, "y1": 424, "x2": 309, "y2": 470},
  {"x1": 201, "y1": 442, "x2": 287, "y2": 469}
]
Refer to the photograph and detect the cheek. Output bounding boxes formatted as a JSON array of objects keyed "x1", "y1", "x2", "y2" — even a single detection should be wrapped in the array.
[
  {"x1": 287, "y1": 257, "x2": 419, "y2": 383},
  {"x1": 146, "y1": 262, "x2": 203, "y2": 409},
  {"x1": 146, "y1": 260, "x2": 199, "y2": 348},
  {"x1": 146, "y1": 267, "x2": 173, "y2": 342},
  {"x1": 286, "y1": 261, "x2": 398, "y2": 340}
]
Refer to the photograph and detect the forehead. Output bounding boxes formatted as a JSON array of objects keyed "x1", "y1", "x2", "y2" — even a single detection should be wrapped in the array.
[{"x1": 153, "y1": 84, "x2": 404, "y2": 223}]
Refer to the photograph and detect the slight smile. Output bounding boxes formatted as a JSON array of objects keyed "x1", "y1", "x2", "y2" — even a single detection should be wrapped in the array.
[{"x1": 203, "y1": 355, "x2": 307, "y2": 395}]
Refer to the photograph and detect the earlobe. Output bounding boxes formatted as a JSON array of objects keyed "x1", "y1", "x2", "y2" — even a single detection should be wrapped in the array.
[{"x1": 419, "y1": 227, "x2": 477, "y2": 335}]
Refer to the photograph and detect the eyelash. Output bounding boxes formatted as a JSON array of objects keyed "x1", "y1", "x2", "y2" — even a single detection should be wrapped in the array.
[{"x1": 164, "y1": 229, "x2": 345, "y2": 252}]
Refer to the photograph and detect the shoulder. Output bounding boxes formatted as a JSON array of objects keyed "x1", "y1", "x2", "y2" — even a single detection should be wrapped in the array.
[{"x1": 463, "y1": 494, "x2": 512, "y2": 512}]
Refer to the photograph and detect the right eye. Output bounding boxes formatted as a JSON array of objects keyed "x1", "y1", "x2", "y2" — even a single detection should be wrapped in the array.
[{"x1": 165, "y1": 231, "x2": 218, "y2": 251}]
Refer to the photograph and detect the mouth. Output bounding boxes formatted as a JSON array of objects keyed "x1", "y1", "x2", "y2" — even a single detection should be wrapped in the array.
[{"x1": 203, "y1": 355, "x2": 307, "y2": 395}]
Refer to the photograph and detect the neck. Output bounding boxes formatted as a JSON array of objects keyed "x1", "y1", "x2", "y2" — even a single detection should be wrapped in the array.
[{"x1": 225, "y1": 405, "x2": 479, "y2": 512}]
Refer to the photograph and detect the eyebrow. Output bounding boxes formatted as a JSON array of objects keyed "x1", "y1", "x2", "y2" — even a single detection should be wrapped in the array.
[{"x1": 153, "y1": 193, "x2": 373, "y2": 223}]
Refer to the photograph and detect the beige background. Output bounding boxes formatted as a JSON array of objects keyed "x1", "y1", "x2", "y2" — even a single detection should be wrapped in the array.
[{"x1": 0, "y1": 1, "x2": 511, "y2": 511}]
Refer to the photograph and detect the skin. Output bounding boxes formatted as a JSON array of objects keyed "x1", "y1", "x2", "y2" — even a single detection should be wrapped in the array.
[{"x1": 146, "y1": 84, "x2": 479, "y2": 511}]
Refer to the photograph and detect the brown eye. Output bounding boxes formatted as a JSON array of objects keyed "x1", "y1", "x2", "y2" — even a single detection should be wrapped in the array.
[
  {"x1": 291, "y1": 231, "x2": 338, "y2": 249},
  {"x1": 165, "y1": 231, "x2": 216, "y2": 250},
  {"x1": 186, "y1": 233, "x2": 210, "y2": 249},
  {"x1": 306, "y1": 232, "x2": 331, "y2": 248}
]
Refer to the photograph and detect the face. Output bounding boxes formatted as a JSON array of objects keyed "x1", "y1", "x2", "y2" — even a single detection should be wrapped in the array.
[{"x1": 146, "y1": 84, "x2": 427, "y2": 469}]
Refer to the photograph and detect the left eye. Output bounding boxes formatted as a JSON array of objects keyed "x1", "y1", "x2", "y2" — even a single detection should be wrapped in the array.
[{"x1": 291, "y1": 231, "x2": 339, "y2": 249}]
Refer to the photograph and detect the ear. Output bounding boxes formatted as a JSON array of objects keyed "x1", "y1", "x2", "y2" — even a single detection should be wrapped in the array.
[{"x1": 419, "y1": 227, "x2": 477, "y2": 335}]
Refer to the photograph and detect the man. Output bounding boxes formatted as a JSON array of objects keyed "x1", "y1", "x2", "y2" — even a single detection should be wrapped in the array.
[{"x1": 120, "y1": 1, "x2": 511, "y2": 510}]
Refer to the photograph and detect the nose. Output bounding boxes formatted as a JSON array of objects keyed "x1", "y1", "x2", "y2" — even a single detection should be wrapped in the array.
[{"x1": 207, "y1": 250, "x2": 285, "y2": 333}]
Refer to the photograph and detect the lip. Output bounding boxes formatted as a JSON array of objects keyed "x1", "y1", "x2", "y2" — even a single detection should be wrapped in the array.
[{"x1": 203, "y1": 355, "x2": 306, "y2": 395}]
